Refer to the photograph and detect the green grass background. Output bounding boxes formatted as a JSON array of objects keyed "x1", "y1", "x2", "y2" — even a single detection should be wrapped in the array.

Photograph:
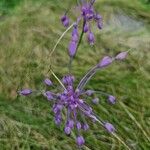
[{"x1": 0, "y1": 0, "x2": 150, "y2": 149}]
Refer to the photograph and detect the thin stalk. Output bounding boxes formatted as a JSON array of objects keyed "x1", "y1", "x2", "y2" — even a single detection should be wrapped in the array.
[
  {"x1": 119, "y1": 101, "x2": 150, "y2": 142},
  {"x1": 47, "y1": 23, "x2": 75, "y2": 74},
  {"x1": 76, "y1": 65, "x2": 97, "y2": 90},
  {"x1": 50, "y1": 69, "x2": 66, "y2": 90}
]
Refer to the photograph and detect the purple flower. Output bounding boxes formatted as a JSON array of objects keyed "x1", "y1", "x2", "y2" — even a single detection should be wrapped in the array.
[
  {"x1": 76, "y1": 136, "x2": 85, "y2": 146},
  {"x1": 83, "y1": 23, "x2": 89, "y2": 33},
  {"x1": 88, "y1": 32, "x2": 95, "y2": 45},
  {"x1": 108, "y1": 95, "x2": 116, "y2": 104},
  {"x1": 98, "y1": 56, "x2": 113, "y2": 68},
  {"x1": 43, "y1": 91, "x2": 53, "y2": 101},
  {"x1": 104, "y1": 123, "x2": 115, "y2": 133},
  {"x1": 61, "y1": 15, "x2": 69, "y2": 27},
  {"x1": 64, "y1": 126, "x2": 71, "y2": 135},
  {"x1": 19, "y1": 53, "x2": 127, "y2": 146},
  {"x1": 86, "y1": 90, "x2": 95, "y2": 96},
  {"x1": 82, "y1": 123, "x2": 89, "y2": 131},
  {"x1": 115, "y1": 51, "x2": 128, "y2": 60},
  {"x1": 19, "y1": 89, "x2": 32, "y2": 96},
  {"x1": 68, "y1": 41, "x2": 77, "y2": 57},
  {"x1": 97, "y1": 21, "x2": 103, "y2": 29},
  {"x1": 44, "y1": 78, "x2": 53, "y2": 86},
  {"x1": 76, "y1": 122, "x2": 82, "y2": 130},
  {"x1": 92, "y1": 98, "x2": 99, "y2": 104}
]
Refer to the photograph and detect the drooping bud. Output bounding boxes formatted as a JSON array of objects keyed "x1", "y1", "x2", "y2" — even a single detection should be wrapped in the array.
[
  {"x1": 43, "y1": 91, "x2": 53, "y2": 101},
  {"x1": 97, "y1": 21, "x2": 103, "y2": 29},
  {"x1": 64, "y1": 126, "x2": 71, "y2": 135},
  {"x1": 86, "y1": 90, "x2": 95, "y2": 96},
  {"x1": 19, "y1": 89, "x2": 32, "y2": 96},
  {"x1": 98, "y1": 56, "x2": 113, "y2": 68},
  {"x1": 92, "y1": 98, "x2": 99, "y2": 104},
  {"x1": 68, "y1": 41, "x2": 77, "y2": 57},
  {"x1": 94, "y1": 14, "x2": 102, "y2": 21},
  {"x1": 87, "y1": 32, "x2": 95, "y2": 45},
  {"x1": 61, "y1": 15, "x2": 69, "y2": 27},
  {"x1": 44, "y1": 78, "x2": 53, "y2": 86},
  {"x1": 76, "y1": 122, "x2": 82, "y2": 130},
  {"x1": 82, "y1": 123, "x2": 89, "y2": 131},
  {"x1": 108, "y1": 95, "x2": 116, "y2": 104},
  {"x1": 115, "y1": 51, "x2": 128, "y2": 60},
  {"x1": 76, "y1": 136, "x2": 85, "y2": 146},
  {"x1": 104, "y1": 122, "x2": 115, "y2": 133},
  {"x1": 83, "y1": 23, "x2": 89, "y2": 33}
]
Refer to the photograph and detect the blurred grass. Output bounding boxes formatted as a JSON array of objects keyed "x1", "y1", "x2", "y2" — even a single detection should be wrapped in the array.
[{"x1": 0, "y1": 0, "x2": 150, "y2": 149}]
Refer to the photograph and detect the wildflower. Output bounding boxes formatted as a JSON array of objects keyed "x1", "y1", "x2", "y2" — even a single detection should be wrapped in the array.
[
  {"x1": 115, "y1": 51, "x2": 128, "y2": 60},
  {"x1": 76, "y1": 136, "x2": 85, "y2": 146},
  {"x1": 61, "y1": 0, "x2": 103, "y2": 55},
  {"x1": 19, "y1": 89, "x2": 32, "y2": 96},
  {"x1": 104, "y1": 122, "x2": 115, "y2": 133},
  {"x1": 98, "y1": 56, "x2": 113, "y2": 68},
  {"x1": 19, "y1": 53, "x2": 127, "y2": 146},
  {"x1": 92, "y1": 98, "x2": 99, "y2": 104},
  {"x1": 61, "y1": 15, "x2": 70, "y2": 27},
  {"x1": 87, "y1": 32, "x2": 95, "y2": 45},
  {"x1": 44, "y1": 78, "x2": 53, "y2": 86},
  {"x1": 108, "y1": 95, "x2": 116, "y2": 104}
]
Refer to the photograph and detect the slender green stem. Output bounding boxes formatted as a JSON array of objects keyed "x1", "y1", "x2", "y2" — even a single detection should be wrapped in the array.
[
  {"x1": 47, "y1": 23, "x2": 75, "y2": 74},
  {"x1": 119, "y1": 101, "x2": 150, "y2": 142}
]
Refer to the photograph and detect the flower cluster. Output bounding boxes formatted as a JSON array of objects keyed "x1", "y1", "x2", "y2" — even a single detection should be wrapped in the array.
[
  {"x1": 19, "y1": 52, "x2": 127, "y2": 147},
  {"x1": 61, "y1": 0, "x2": 103, "y2": 57}
]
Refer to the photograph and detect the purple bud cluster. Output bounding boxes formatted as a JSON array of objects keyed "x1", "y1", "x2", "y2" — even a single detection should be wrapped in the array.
[
  {"x1": 61, "y1": 0, "x2": 103, "y2": 57},
  {"x1": 19, "y1": 52, "x2": 127, "y2": 147}
]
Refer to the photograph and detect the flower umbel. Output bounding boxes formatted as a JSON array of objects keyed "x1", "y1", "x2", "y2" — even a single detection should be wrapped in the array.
[
  {"x1": 61, "y1": 0, "x2": 103, "y2": 57},
  {"x1": 19, "y1": 52, "x2": 127, "y2": 147}
]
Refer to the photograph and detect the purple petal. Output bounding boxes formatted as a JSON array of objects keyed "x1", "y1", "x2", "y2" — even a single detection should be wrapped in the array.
[{"x1": 115, "y1": 51, "x2": 128, "y2": 60}]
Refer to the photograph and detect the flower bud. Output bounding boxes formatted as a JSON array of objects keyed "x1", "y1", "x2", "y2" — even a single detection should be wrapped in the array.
[
  {"x1": 44, "y1": 78, "x2": 53, "y2": 86},
  {"x1": 108, "y1": 95, "x2": 116, "y2": 104},
  {"x1": 68, "y1": 41, "x2": 77, "y2": 57},
  {"x1": 87, "y1": 32, "x2": 95, "y2": 45},
  {"x1": 61, "y1": 15, "x2": 69, "y2": 27},
  {"x1": 83, "y1": 23, "x2": 89, "y2": 33},
  {"x1": 19, "y1": 89, "x2": 32, "y2": 96},
  {"x1": 64, "y1": 126, "x2": 71, "y2": 135},
  {"x1": 104, "y1": 122, "x2": 115, "y2": 133},
  {"x1": 76, "y1": 136, "x2": 85, "y2": 146},
  {"x1": 92, "y1": 98, "x2": 99, "y2": 104},
  {"x1": 115, "y1": 51, "x2": 128, "y2": 60},
  {"x1": 76, "y1": 122, "x2": 82, "y2": 130},
  {"x1": 97, "y1": 21, "x2": 103, "y2": 29},
  {"x1": 98, "y1": 56, "x2": 113, "y2": 68}
]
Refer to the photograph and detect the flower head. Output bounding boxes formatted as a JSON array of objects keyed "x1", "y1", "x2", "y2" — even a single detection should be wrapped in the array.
[{"x1": 19, "y1": 53, "x2": 127, "y2": 146}]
